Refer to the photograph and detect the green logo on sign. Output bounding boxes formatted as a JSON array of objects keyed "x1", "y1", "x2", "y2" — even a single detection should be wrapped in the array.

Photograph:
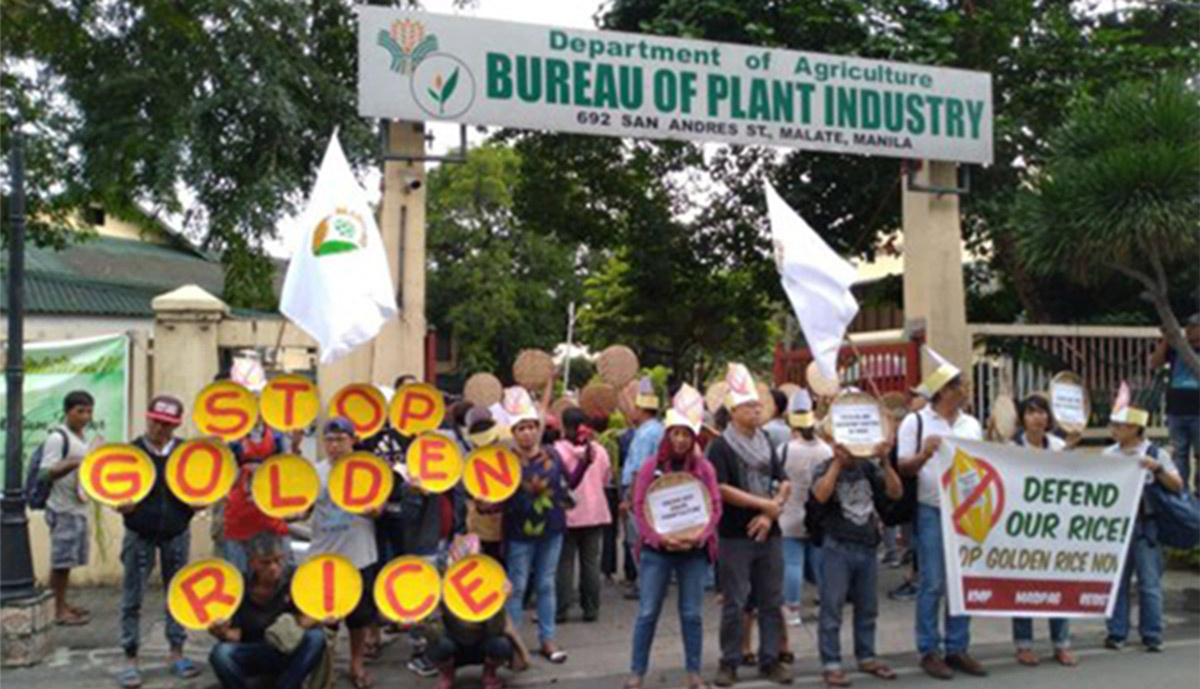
[
  {"x1": 377, "y1": 20, "x2": 438, "y2": 75},
  {"x1": 410, "y1": 54, "x2": 476, "y2": 120},
  {"x1": 427, "y1": 69, "x2": 460, "y2": 116}
]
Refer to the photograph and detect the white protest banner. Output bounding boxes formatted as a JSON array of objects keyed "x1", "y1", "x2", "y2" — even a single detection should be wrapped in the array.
[
  {"x1": 646, "y1": 474, "x2": 712, "y2": 537},
  {"x1": 937, "y1": 438, "x2": 1144, "y2": 618},
  {"x1": 358, "y1": 9, "x2": 993, "y2": 164}
]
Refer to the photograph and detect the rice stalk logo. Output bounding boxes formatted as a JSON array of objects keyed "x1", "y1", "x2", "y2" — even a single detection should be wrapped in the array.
[
  {"x1": 426, "y1": 69, "x2": 460, "y2": 116},
  {"x1": 411, "y1": 54, "x2": 476, "y2": 120},
  {"x1": 377, "y1": 20, "x2": 438, "y2": 75},
  {"x1": 311, "y1": 208, "x2": 368, "y2": 257}
]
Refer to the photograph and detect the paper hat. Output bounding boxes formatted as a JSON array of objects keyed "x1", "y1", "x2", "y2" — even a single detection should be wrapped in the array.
[
  {"x1": 664, "y1": 384, "x2": 705, "y2": 434},
  {"x1": 465, "y1": 407, "x2": 500, "y2": 448},
  {"x1": 634, "y1": 375, "x2": 660, "y2": 410},
  {"x1": 501, "y1": 387, "x2": 540, "y2": 427},
  {"x1": 787, "y1": 389, "x2": 816, "y2": 429},
  {"x1": 1109, "y1": 382, "x2": 1149, "y2": 427},
  {"x1": 913, "y1": 347, "x2": 962, "y2": 399},
  {"x1": 725, "y1": 363, "x2": 760, "y2": 408}
]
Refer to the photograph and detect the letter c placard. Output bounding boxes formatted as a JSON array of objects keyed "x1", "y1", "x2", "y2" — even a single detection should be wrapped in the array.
[
  {"x1": 193, "y1": 381, "x2": 258, "y2": 441},
  {"x1": 374, "y1": 556, "x2": 442, "y2": 625},
  {"x1": 292, "y1": 554, "x2": 363, "y2": 622},
  {"x1": 165, "y1": 438, "x2": 236, "y2": 507},
  {"x1": 251, "y1": 454, "x2": 320, "y2": 519},
  {"x1": 443, "y1": 554, "x2": 508, "y2": 623},
  {"x1": 329, "y1": 452, "x2": 394, "y2": 514},
  {"x1": 167, "y1": 558, "x2": 244, "y2": 630},
  {"x1": 80, "y1": 444, "x2": 156, "y2": 507}
]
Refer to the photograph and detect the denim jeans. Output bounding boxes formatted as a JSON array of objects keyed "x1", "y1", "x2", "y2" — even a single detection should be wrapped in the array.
[
  {"x1": 818, "y1": 538, "x2": 879, "y2": 670},
  {"x1": 209, "y1": 628, "x2": 326, "y2": 689},
  {"x1": 428, "y1": 634, "x2": 513, "y2": 667},
  {"x1": 1012, "y1": 617, "x2": 1070, "y2": 650},
  {"x1": 505, "y1": 532, "x2": 565, "y2": 645},
  {"x1": 1107, "y1": 519, "x2": 1164, "y2": 645},
  {"x1": 915, "y1": 504, "x2": 971, "y2": 656},
  {"x1": 1168, "y1": 414, "x2": 1200, "y2": 493},
  {"x1": 120, "y1": 530, "x2": 190, "y2": 657},
  {"x1": 718, "y1": 537, "x2": 784, "y2": 669},
  {"x1": 630, "y1": 548, "x2": 708, "y2": 675},
  {"x1": 556, "y1": 526, "x2": 604, "y2": 619},
  {"x1": 782, "y1": 537, "x2": 822, "y2": 607}
]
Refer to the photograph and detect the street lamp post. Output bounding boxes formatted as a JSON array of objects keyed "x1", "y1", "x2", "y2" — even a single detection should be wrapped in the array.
[
  {"x1": 563, "y1": 301, "x2": 576, "y2": 393},
  {"x1": 2, "y1": 130, "x2": 37, "y2": 603}
]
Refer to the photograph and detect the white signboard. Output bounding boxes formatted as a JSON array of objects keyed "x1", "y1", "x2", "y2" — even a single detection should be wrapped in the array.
[
  {"x1": 937, "y1": 438, "x2": 1144, "y2": 618},
  {"x1": 358, "y1": 9, "x2": 993, "y2": 164},
  {"x1": 831, "y1": 403, "x2": 885, "y2": 447},
  {"x1": 647, "y1": 480, "x2": 711, "y2": 536},
  {"x1": 1050, "y1": 382, "x2": 1087, "y2": 428}
]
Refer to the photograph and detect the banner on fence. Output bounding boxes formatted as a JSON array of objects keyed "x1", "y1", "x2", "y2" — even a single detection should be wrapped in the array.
[
  {"x1": 937, "y1": 438, "x2": 1144, "y2": 618},
  {"x1": 0, "y1": 333, "x2": 130, "y2": 476}
]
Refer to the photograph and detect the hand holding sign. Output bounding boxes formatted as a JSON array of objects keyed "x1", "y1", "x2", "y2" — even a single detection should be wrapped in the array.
[
  {"x1": 168, "y1": 559, "x2": 244, "y2": 630},
  {"x1": 644, "y1": 473, "x2": 712, "y2": 540},
  {"x1": 81, "y1": 444, "x2": 156, "y2": 508}
]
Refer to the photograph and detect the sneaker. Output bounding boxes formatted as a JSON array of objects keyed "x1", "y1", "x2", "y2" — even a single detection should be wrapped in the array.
[
  {"x1": 946, "y1": 653, "x2": 988, "y2": 677},
  {"x1": 880, "y1": 553, "x2": 901, "y2": 568},
  {"x1": 761, "y1": 662, "x2": 794, "y2": 685},
  {"x1": 1104, "y1": 637, "x2": 1125, "y2": 651},
  {"x1": 408, "y1": 655, "x2": 439, "y2": 678},
  {"x1": 1145, "y1": 641, "x2": 1163, "y2": 653},
  {"x1": 784, "y1": 608, "x2": 802, "y2": 627},
  {"x1": 888, "y1": 581, "x2": 918, "y2": 601},
  {"x1": 714, "y1": 664, "x2": 738, "y2": 687},
  {"x1": 920, "y1": 654, "x2": 954, "y2": 681}
]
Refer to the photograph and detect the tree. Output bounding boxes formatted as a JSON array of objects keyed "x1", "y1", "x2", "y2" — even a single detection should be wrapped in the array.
[
  {"x1": 426, "y1": 144, "x2": 582, "y2": 378},
  {"x1": 1016, "y1": 75, "x2": 1200, "y2": 378}
]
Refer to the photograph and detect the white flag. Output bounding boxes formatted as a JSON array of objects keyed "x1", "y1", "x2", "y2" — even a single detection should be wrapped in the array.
[
  {"x1": 764, "y1": 181, "x2": 859, "y2": 381},
  {"x1": 280, "y1": 133, "x2": 398, "y2": 364}
]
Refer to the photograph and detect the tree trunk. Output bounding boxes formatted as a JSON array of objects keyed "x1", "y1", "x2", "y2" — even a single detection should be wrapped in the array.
[{"x1": 1115, "y1": 259, "x2": 1200, "y2": 380}]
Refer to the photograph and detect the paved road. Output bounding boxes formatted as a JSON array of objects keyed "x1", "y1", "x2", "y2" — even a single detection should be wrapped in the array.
[{"x1": 5, "y1": 565, "x2": 1197, "y2": 689}]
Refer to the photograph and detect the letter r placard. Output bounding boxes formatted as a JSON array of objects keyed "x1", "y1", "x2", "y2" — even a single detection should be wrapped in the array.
[{"x1": 167, "y1": 559, "x2": 244, "y2": 630}]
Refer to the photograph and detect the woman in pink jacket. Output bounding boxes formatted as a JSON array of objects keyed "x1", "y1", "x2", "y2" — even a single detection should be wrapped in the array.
[
  {"x1": 554, "y1": 407, "x2": 614, "y2": 623},
  {"x1": 627, "y1": 388, "x2": 722, "y2": 689}
]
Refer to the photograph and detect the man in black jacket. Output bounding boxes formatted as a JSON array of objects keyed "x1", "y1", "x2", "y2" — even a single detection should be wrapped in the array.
[{"x1": 116, "y1": 395, "x2": 199, "y2": 688}]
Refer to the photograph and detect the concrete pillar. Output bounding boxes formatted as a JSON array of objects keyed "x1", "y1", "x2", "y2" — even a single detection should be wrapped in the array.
[
  {"x1": 901, "y1": 161, "x2": 972, "y2": 380},
  {"x1": 318, "y1": 120, "x2": 426, "y2": 405}
]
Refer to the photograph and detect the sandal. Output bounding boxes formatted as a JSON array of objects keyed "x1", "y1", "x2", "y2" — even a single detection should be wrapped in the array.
[
  {"x1": 823, "y1": 669, "x2": 852, "y2": 687},
  {"x1": 171, "y1": 658, "x2": 201, "y2": 679},
  {"x1": 1015, "y1": 649, "x2": 1039, "y2": 666},
  {"x1": 350, "y1": 670, "x2": 375, "y2": 689},
  {"x1": 625, "y1": 675, "x2": 644, "y2": 689},
  {"x1": 687, "y1": 673, "x2": 709, "y2": 689},
  {"x1": 115, "y1": 667, "x2": 142, "y2": 689},
  {"x1": 55, "y1": 611, "x2": 90, "y2": 627},
  {"x1": 1053, "y1": 649, "x2": 1078, "y2": 667},
  {"x1": 541, "y1": 647, "x2": 568, "y2": 664},
  {"x1": 858, "y1": 661, "x2": 897, "y2": 680}
]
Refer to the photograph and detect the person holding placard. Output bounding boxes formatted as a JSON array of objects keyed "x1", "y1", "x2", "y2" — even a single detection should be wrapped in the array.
[
  {"x1": 490, "y1": 387, "x2": 594, "y2": 665},
  {"x1": 779, "y1": 389, "x2": 830, "y2": 628},
  {"x1": 1103, "y1": 388, "x2": 1183, "y2": 653},
  {"x1": 224, "y1": 422, "x2": 296, "y2": 574},
  {"x1": 1008, "y1": 393, "x2": 1079, "y2": 667},
  {"x1": 809, "y1": 435, "x2": 901, "y2": 687},
  {"x1": 708, "y1": 364, "x2": 792, "y2": 687},
  {"x1": 554, "y1": 407, "x2": 614, "y2": 624},
  {"x1": 308, "y1": 417, "x2": 381, "y2": 689},
  {"x1": 626, "y1": 384, "x2": 721, "y2": 689},
  {"x1": 118, "y1": 395, "x2": 201, "y2": 688},
  {"x1": 895, "y1": 350, "x2": 987, "y2": 680},
  {"x1": 208, "y1": 533, "x2": 330, "y2": 689}
]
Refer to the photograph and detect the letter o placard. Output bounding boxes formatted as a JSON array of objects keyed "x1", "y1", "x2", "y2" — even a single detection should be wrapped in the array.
[
  {"x1": 443, "y1": 554, "x2": 508, "y2": 623},
  {"x1": 463, "y1": 445, "x2": 522, "y2": 503},
  {"x1": 292, "y1": 554, "x2": 363, "y2": 622},
  {"x1": 250, "y1": 454, "x2": 320, "y2": 519},
  {"x1": 329, "y1": 452, "x2": 394, "y2": 514},
  {"x1": 405, "y1": 433, "x2": 463, "y2": 494},
  {"x1": 167, "y1": 558, "x2": 244, "y2": 630},
  {"x1": 80, "y1": 444, "x2": 156, "y2": 507},
  {"x1": 260, "y1": 375, "x2": 320, "y2": 432},
  {"x1": 194, "y1": 381, "x2": 259, "y2": 442},
  {"x1": 329, "y1": 384, "x2": 388, "y2": 438},
  {"x1": 374, "y1": 556, "x2": 442, "y2": 625},
  {"x1": 389, "y1": 383, "x2": 445, "y2": 437},
  {"x1": 165, "y1": 439, "x2": 237, "y2": 507}
]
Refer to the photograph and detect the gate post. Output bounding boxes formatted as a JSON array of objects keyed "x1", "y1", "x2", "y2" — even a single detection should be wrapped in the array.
[{"x1": 151, "y1": 285, "x2": 226, "y2": 436}]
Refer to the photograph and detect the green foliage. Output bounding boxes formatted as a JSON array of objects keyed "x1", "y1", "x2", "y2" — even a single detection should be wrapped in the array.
[{"x1": 426, "y1": 144, "x2": 583, "y2": 378}]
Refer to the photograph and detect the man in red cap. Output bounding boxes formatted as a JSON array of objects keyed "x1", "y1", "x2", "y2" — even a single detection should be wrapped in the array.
[{"x1": 116, "y1": 395, "x2": 201, "y2": 688}]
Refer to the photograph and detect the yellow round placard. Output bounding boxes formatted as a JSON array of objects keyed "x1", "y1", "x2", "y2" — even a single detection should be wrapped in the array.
[
  {"x1": 389, "y1": 383, "x2": 445, "y2": 437},
  {"x1": 250, "y1": 454, "x2": 319, "y2": 519},
  {"x1": 260, "y1": 375, "x2": 320, "y2": 432},
  {"x1": 462, "y1": 445, "x2": 522, "y2": 503},
  {"x1": 443, "y1": 554, "x2": 507, "y2": 623},
  {"x1": 167, "y1": 558, "x2": 244, "y2": 630},
  {"x1": 329, "y1": 452, "x2": 394, "y2": 514},
  {"x1": 329, "y1": 384, "x2": 388, "y2": 438},
  {"x1": 374, "y1": 556, "x2": 442, "y2": 625},
  {"x1": 80, "y1": 444, "x2": 156, "y2": 507},
  {"x1": 405, "y1": 433, "x2": 463, "y2": 494},
  {"x1": 292, "y1": 554, "x2": 363, "y2": 621},
  {"x1": 193, "y1": 381, "x2": 259, "y2": 442},
  {"x1": 165, "y1": 438, "x2": 237, "y2": 507}
]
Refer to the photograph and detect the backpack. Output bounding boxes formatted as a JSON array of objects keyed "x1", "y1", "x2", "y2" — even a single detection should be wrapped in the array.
[
  {"x1": 24, "y1": 428, "x2": 68, "y2": 510},
  {"x1": 876, "y1": 413, "x2": 921, "y2": 527},
  {"x1": 1143, "y1": 445, "x2": 1200, "y2": 549},
  {"x1": 803, "y1": 476, "x2": 829, "y2": 547}
]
